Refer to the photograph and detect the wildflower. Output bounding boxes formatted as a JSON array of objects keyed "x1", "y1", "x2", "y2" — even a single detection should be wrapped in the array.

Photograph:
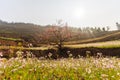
[
  {"x1": 16, "y1": 50, "x2": 24, "y2": 57},
  {"x1": 97, "y1": 52, "x2": 102, "y2": 58},
  {"x1": 69, "y1": 54, "x2": 73, "y2": 57},
  {"x1": 11, "y1": 68, "x2": 18, "y2": 73},
  {"x1": 26, "y1": 51, "x2": 32, "y2": 58},
  {"x1": 0, "y1": 71, "x2": 3, "y2": 74},
  {"x1": 0, "y1": 52, "x2": 3, "y2": 57},
  {"x1": 85, "y1": 68, "x2": 91, "y2": 74},
  {"x1": 111, "y1": 76, "x2": 114, "y2": 78},
  {"x1": 117, "y1": 72, "x2": 120, "y2": 76},
  {"x1": 67, "y1": 50, "x2": 71, "y2": 54},
  {"x1": 86, "y1": 51, "x2": 91, "y2": 57},
  {"x1": 118, "y1": 62, "x2": 120, "y2": 66},
  {"x1": 78, "y1": 55, "x2": 81, "y2": 58},
  {"x1": 101, "y1": 74, "x2": 108, "y2": 78},
  {"x1": 48, "y1": 52, "x2": 52, "y2": 58}
]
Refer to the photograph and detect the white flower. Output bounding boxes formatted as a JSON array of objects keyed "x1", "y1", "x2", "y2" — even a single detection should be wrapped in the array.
[{"x1": 85, "y1": 68, "x2": 91, "y2": 74}]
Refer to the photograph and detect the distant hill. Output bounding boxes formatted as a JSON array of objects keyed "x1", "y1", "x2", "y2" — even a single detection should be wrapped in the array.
[{"x1": 0, "y1": 20, "x2": 46, "y2": 46}]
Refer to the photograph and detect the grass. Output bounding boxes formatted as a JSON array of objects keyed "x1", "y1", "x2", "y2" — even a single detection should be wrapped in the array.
[
  {"x1": 0, "y1": 37, "x2": 22, "y2": 41},
  {"x1": 0, "y1": 40, "x2": 120, "y2": 51},
  {"x1": 64, "y1": 40, "x2": 120, "y2": 49},
  {"x1": 0, "y1": 57, "x2": 120, "y2": 80},
  {"x1": 65, "y1": 31, "x2": 120, "y2": 45},
  {"x1": 0, "y1": 46, "x2": 52, "y2": 50}
]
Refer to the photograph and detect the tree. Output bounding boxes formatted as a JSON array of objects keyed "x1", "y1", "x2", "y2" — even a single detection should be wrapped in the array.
[
  {"x1": 41, "y1": 21, "x2": 72, "y2": 54},
  {"x1": 116, "y1": 22, "x2": 120, "y2": 30},
  {"x1": 102, "y1": 27, "x2": 105, "y2": 32},
  {"x1": 106, "y1": 26, "x2": 110, "y2": 31}
]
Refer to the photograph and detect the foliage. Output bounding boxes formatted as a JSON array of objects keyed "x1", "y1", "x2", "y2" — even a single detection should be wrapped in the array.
[{"x1": 0, "y1": 57, "x2": 120, "y2": 79}]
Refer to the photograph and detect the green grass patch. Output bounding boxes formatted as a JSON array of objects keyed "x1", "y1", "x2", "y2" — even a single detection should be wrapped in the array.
[
  {"x1": 0, "y1": 37, "x2": 22, "y2": 41},
  {"x1": 0, "y1": 46, "x2": 55, "y2": 50}
]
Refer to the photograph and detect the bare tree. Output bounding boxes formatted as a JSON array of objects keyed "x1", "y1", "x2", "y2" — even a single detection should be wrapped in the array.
[{"x1": 41, "y1": 21, "x2": 72, "y2": 54}]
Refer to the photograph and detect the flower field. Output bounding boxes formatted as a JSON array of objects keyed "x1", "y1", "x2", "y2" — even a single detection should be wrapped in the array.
[{"x1": 0, "y1": 57, "x2": 120, "y2": 80}]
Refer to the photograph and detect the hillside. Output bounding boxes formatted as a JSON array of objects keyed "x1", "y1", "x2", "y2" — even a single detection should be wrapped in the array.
[
  {"x1": 0, "y1": 20, "x2": 120, "y2": 46},
  {"x1": 0, "y1": 20, "x2": 46, "y2": 46},
  {"x1": 65, "y1": 30, "x2": 120, "y2": 45}
]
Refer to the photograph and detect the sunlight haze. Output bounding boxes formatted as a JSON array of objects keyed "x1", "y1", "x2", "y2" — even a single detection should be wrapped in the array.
[{"x1": 0, "y1": 0, "x2": 120, "y2": 30}]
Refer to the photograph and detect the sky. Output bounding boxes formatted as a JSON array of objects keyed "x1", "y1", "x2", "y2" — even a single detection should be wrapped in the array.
[{"x1": 0, "y1": 0, "x2": 120, "y2": 30}]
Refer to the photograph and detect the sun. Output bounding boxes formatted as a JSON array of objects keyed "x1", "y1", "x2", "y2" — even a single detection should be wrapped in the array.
[{"x1": 73, "y1": 8, "x2": 85, "y2": 18}]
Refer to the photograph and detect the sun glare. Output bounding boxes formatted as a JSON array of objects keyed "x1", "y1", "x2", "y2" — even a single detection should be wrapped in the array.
[{"x1": 73, "y1": 8, "x2": 85, "y2": 18}]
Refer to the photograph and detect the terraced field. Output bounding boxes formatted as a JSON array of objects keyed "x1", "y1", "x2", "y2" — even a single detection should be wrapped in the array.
[
  {"x1": 65, "y1": 31, "x2": 120, "y2": 45},
  {"x1": 65, "y1": 40, "x2": 120, "y2": 48}
]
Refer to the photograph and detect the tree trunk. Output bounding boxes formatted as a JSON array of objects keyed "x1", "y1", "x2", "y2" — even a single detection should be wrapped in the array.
[{"x1": 58, "y1": 41, "x2": 62, "y2": 56}]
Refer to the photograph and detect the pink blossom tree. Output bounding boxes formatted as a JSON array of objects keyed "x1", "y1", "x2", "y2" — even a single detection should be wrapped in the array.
[{"x1": 41, "y1": 21, "x2": 72, "y2": 54}]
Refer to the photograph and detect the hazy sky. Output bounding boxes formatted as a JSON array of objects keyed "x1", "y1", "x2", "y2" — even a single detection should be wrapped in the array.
[{"x1": 0, "y1": 0, "x2": 120, "y2": 30}]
